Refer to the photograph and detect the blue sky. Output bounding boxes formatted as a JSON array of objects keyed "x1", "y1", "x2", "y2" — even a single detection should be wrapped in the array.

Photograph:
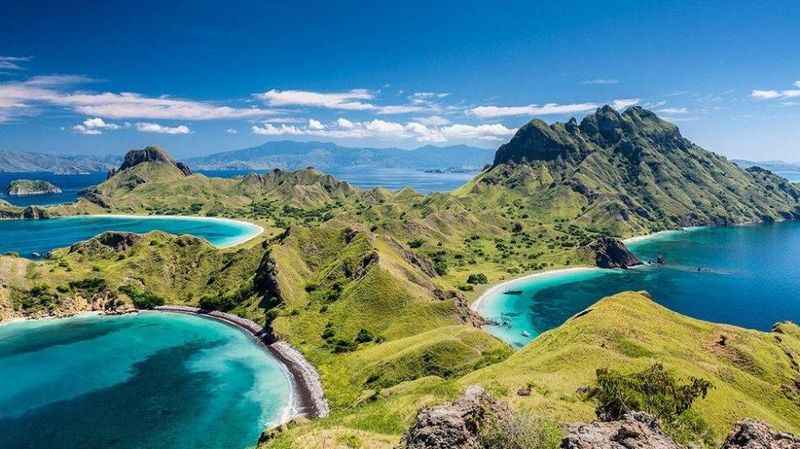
[{"x1": 1, "y1": 1, "x2": 799, "y2": 160}]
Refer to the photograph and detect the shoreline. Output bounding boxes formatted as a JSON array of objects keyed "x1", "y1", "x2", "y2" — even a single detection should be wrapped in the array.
[
  {"x1": 153, "y1": 305, "x2": 329, "y2": 425},
  {"x1": 470, "y1": 225, "x2": 705, "y2": 317}
]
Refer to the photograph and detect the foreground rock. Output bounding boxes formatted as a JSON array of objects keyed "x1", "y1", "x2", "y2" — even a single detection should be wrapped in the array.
[
  {"x1": 7, "y1": 179, "x2": 62, "y2": 196},
  {"x1": 586, "y1": 236, "x2": 642, "y2": 269},
  {"x1": 562, "y1": 412, "x2": 681, "y2": 449},
  {"x1": 721, "y1": 420, "x2": 800, "y2": 449},
  {"x1": 400, "y1": 385, "x2": 510, "y2": 449}
]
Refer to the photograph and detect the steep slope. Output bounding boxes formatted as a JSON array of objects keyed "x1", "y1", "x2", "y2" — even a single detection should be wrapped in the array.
[{"x1": 463, "y1": 106, "x2": 800, "y2": 237}]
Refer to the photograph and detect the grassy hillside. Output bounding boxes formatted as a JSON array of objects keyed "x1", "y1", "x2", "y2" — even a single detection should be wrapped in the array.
[{"x1": 262, "y1": 292, "x2": 800, "y2": 448}]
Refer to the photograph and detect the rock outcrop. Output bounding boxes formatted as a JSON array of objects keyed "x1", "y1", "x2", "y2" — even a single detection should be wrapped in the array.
[
  {"x1": 561, "y1": 412, "x2": 682, "y2": 449},
  {"x1": 6, "y1": 179, "x2": 62, "y2": 196},
  {"x1": 400, "y1": 385, "x2": 510, "y2": 449},
  {"x1": 586, "y1": 236, "x2": 641, "y2": 268},
  {"x1": 69, "y1": 231, "x2": 143, "y2": 254},
  {"x1": 107, "y1": 145, "x2": 192, "y2": 178},
  {"x1": 721, "y1": 420, "x2": 800, "y2": 449},
  {"x1": 21, "y1": 206, "x2": 49, "y2": 219}
]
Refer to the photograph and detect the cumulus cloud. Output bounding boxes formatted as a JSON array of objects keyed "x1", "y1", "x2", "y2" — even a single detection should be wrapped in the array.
[
  {"x1": 72, "y1": 116, "x2": 121, "y2": 135},
  {"x1": 468, "y1": 102, "x2": 599, "y2": 118},
  {"x1": 226, "y1": 128, "x2": 238, "y2": 134},
  {"x1": 795, "y1": 81, "x2": 800, "y2": 89},
  {"x1": 0, "y1": 75, "x2": 276, "y2": 122},
  {"x1": 252, "y1": 117, "x2": 516, "y2": 144},
  {"x1": 414, "y1": 115, "x2": 451, "y2": 126},
  {"x1": 581, "y1": 79, "x2": 619, "y2": 85},
  {"x1": 0, "y1": 56, "x2": 32, "y2": 70},
  {"x1": 135, "y1": 122, "x2": 190, "y2": 134},
  {"x1": 308, "y1": 118, "x2": 325, "y2": 130},
  {"x1": 611, "y1": 98, "x2": 640, "y2": 110}
]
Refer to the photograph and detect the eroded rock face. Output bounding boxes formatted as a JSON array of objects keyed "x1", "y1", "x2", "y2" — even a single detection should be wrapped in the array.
[
  {"x1": 69, "y1": 231, "x2": 142, "y2": 254},
  {"x1": 400, "y1": 385, "x2": 510, "y2": 449},
  {"x1": 111, "y1": 145, "x2": 193, "y2": 177},
  {"x1": 21, "y1": 206, "x2": 49, "y2": 220},
  {"x1": 721, "y1": 420, "x2": 800, "y2": 449},
  {"x1": 587, "y1": 236, "x2": 641, "y2": 269},
  {"x1": 561, "y1": 412, "x2": 682, "y2": 449}
]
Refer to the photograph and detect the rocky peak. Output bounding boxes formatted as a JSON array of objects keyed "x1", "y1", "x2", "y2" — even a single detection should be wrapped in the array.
[
  {"x1": 108, "y1": 146, "x2": 192, "y2": 178},
  {"x1": 585, "y1": 236, "x2": 642, "y2": 269}
]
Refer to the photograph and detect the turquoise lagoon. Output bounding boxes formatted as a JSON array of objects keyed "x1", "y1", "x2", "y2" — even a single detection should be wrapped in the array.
[
  {"x1": 475, "y1": 222, "x2": 800, "y2": 348},
  {"x1": 0, "y1": 215, "x2": 262, "y2": 258},
  {"x1": 0, "y1": 312, "x2": 293, "y2": 449}
]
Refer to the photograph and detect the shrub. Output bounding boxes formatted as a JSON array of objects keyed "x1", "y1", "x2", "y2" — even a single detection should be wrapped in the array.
[
  {"x1": 120, "y1": 285, "x2": 165, "y2": 309},
  {"x1": 589, "y1": 363, "x2": 713, "y2": 445},
  {"x1": 480, "y1": 411, "x2": 561, "y2": 449},
  {"x1": 408, "y1": 239, "x2": 425, "y2": 249},
  {"x1": 467, "y1": 273, "x2": 488, "y2": 285},
  {"x1": 355, "y1": 328, "x2": 375, "y2": 343}
]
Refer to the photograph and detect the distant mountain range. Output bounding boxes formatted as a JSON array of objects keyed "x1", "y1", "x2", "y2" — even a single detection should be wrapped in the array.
[
  {"x1": 0, "y1": 150, "x2": 119, "y2": 174},
  {"x1": 184, "y1": 141, "x2": 494, "y2": 171},
  {"x1": 0, "y1": 142, "x2": 495, "y2": 174}
]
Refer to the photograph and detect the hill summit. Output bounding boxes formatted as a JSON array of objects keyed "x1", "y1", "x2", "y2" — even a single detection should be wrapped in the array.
[
  {"x1": 475, "y1": 105, "x2": 800, "y2": 236},
  {"x1": 107, "y1": 146, "x2": 192, "y2": 179}
]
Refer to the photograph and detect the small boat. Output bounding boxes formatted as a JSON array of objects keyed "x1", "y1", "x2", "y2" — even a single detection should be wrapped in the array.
[
  {"x1": 504, "y1": 290, "x2": 523, "y2": 295},
  {"x1": 521, "y1": 330, "x2": 531, "y2": 337}
]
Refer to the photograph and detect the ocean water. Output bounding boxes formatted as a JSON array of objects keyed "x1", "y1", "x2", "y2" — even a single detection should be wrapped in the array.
[
  {"x1": 0, "y1": 172, "x2": 107, "y2": 207},
  {"x1": 0, "y1": 215, "x2": 261, "y2": 258},
  {"x1": 0, "y1": 312, "x2": 292, "y2": 449},
  {"x1": 476, "y1": 222, "x2": 800, "y2": 348}
]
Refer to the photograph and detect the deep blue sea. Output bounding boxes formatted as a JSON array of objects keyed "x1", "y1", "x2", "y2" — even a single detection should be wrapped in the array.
[
  {"x1": 0, "y1": 172, "x2": 107, "y2": 207},
  {"x1": 476, "y1": 222, "x2": 800, "y2": 348},
  {"x1": 0, "y1": 312, "x2": 292, "y2": 449},
  {"x1": 0, "y1": 215, "x2": 261, "y2": 258}
]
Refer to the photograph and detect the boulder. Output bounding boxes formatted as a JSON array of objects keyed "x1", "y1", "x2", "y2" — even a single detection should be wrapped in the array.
[
  {"x1": 400, "y1": 385, "x2": 510, "y2": 449},
  {"x1": 561, "y1": 412, "x2": 682, "y2": 449},
  {"x1": 721, "y1": 420, "x2": 800, "y2": 449},
  {"x1": 586, "y1": 236, "x2": 641, "y2": 269}
]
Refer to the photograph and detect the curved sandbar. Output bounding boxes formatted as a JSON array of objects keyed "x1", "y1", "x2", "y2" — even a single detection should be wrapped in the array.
[
  {"x1": 154, "y1": 305, "x2": 329, "y2": 421},
  {"x1": 81, "y1": 214, "x2": 264, "y2": 248}
]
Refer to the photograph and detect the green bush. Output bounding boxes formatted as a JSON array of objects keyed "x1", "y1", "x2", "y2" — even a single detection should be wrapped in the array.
[
  {"x1": 120, "y1": 285, "x2": 165, "y2": 310},
  {"x1": 408, "y1": 239, "x2": 425, "y2": 249},
  {"x1": 480, "y1": 411, "x2": 561, "y2": 449},
  {"x1": 467, "y1": 273, "x2": 488, "y2": 285},
  {"x1": 355, "y1": 328, "x2": 375, "y2": 343},
  {"x1": 590, "y1": 363, "x2": 714, "y2": 445}
]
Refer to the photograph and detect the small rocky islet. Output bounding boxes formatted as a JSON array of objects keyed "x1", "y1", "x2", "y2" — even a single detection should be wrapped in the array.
[{"x1": 6, "y1": 179, "x2": 62, "y2": 196}]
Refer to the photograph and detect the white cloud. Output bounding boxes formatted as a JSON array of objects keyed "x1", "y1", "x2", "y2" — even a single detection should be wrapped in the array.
[
  {"x1": 376, "y1": 105, "x2": 428, "y2": 114},
  {"x1": 611, "y1": 98, "x2": 640, "y2": 110},
  {"x1": 337, "y1": 118, "x2": 355, "y2": 129},
  {"x1": 751, "y1": 82, "x2": 800, "y2": 100},
  {"x1": 251, "y1": 117, "x2": 516, "y2": 144},
  {"x1": 656, "y1": 107, "x2": 688, "y2": 114},
  {"x1": 135, "y1": 122, "x2": 190, "y2": 134},
  {"x1": 251, "y1": 123, "x2": 304, "y2": 136},
  {"x1": 0, "y1": 56, "x2": 32, "y2": 70},
  {"x1": 256, "y1": 89, "x2": 375, "y2": 110},
  {"x1": 308, "y1": 118, "x2": 325, "y2": 130},
  {"x1": 226, "y1": 128, "x2": 238, "y2": 134},
  {"x1": 468, "y1": 102, "x2": 599, "y2": 118},
  {"x1": 581, "y1": 79, "x2": 619, "y2": 85},
  {"x1": 414, "y1": 115, "x2": 451, "y2": 126},
  {"x1": 71, "y1": 117, "x2": 121, "y2": 135},
  {"x1": 0, "y1": 75, "x2": 276, "y2": 122}
]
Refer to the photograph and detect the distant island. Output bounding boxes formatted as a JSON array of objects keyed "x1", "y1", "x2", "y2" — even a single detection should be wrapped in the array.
[
  {"x1": 185, "y1": 140, "x2": 494, "y2": 171},
  {"x1": 6, "y1": 179, "x2": 63, "y2": 196},
  {"x1": 733, "y1": 159, "x2": 800, "y2": 181}
]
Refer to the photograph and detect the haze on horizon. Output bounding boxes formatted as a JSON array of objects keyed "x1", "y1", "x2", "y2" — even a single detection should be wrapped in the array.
[{"x1": 1, "y1": 1, "x2": 798, "y2": 161}]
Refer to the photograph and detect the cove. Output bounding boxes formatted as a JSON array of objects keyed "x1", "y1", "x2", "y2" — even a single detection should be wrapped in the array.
[
  {"x1": 0, "y1": 215, "x2": 262, "y2": 258},
  {"x1": 475, "y1": 221, "x2": 800, "y2": 348},
  {"x1": 0, "y1": 312, "x2": 293, "y2": 449}
]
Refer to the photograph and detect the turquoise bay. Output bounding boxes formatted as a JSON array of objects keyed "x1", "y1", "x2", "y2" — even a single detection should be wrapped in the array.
[
  {"x1": 476, "y1": 222, "x2": 800, "y2": 348},
  {"x1": 0, "y1": 312, "x2": 292, "y2": 449},
  {"x1": 0, "y1": 215, "x2": 262, "y2": 258}
]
